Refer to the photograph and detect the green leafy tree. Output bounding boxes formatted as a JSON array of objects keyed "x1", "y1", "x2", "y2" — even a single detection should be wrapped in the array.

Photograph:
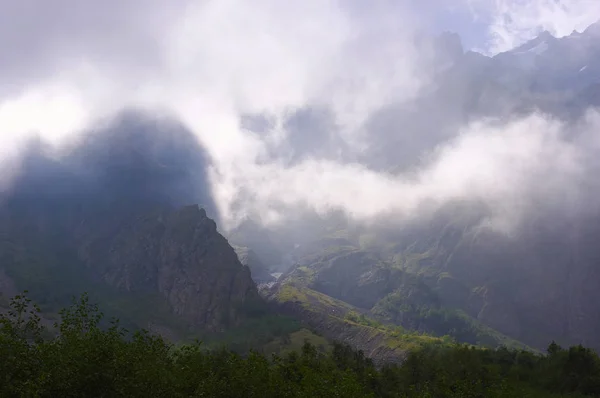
[{"x1": 1, "y1": 292, "x2": 599, "y2": 397}]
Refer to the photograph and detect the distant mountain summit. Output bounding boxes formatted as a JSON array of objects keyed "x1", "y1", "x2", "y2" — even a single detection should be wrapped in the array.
[
  {"x1": 360, "y1": 20, "x2": 600, "y2": 171},
  {"x1": 493, "y1": 20, "x2": 600, "y2": 92}
]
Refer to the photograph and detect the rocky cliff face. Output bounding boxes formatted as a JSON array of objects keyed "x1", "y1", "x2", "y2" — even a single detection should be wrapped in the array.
[{"x1": 74, "y1": 205, "x2": 260, "y2": 331}]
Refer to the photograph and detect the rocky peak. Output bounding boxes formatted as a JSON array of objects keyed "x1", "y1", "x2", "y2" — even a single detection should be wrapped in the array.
[
  {"x1": 434, "y1": 31, "x2": 464, "y2": 60},
  {"x1": 583, "y1": 20, "x2": 600, "y2": 37}
]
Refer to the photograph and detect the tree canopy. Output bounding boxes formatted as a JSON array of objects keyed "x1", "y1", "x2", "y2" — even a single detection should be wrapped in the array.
[{"x1": 1, "y1": 292, "x2": 598, "y2": 397}]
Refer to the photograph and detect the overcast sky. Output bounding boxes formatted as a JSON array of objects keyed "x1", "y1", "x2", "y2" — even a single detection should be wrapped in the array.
[
  {"x1": 2, "y1": 0, "x2": 597, "y2": 141},
  {"x1": 0, "y1": 0, "x2": 599, "y2": 228}
]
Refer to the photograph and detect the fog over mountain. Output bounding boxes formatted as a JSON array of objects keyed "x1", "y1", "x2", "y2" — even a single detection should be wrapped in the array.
[
  {"x1": 3, "y1": 0, "x2": 600, "y2": 354},
  {"x1": 0, "y1": 1, "x2": 598, "y2": 236}
]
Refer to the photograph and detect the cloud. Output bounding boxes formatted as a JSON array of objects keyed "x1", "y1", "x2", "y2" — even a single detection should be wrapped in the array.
[
  {"x1": 0, "y1": 0, "x2": 182, "y2": 85},
  {"x1": 222, "y1": 111, "x2": 600, "y2": 232},
  {"x1": 466, "y1": 0, "x2": 600, "y2": 54},
  {"x1": 0, "y1": 0, "x2": 429, "y2": 211},
  {"x1": 0, "y1": 0, "x2": 190, "y2": 151},
  {"x1": 0, "y1": 1, "x2": 427, "y2": 149},
  {"x1": 0, "y1": 0, "x2": 599, "y2": 234}
]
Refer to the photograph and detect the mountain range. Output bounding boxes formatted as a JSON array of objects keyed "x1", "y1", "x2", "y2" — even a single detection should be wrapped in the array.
[
  {"x1": 232, "y1": 22, "x2": 600, "y2": 354},
  {"x1": 2, "y1": 22, "x2": 600, "y2": 362}
]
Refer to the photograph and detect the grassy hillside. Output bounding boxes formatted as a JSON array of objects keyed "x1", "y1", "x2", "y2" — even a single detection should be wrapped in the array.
[
  {"x1": 267, "y1": 282, "x2": 454, "y2": 364},
  {"x1": 268, "y1": 238, "x2": 531, "y2": 353}
]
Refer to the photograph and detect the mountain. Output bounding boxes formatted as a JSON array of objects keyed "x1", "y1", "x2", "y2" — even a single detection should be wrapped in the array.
[
  {"x1": 363, "y1": 22, "x2": 600, "y2": 170},
  {"x1": 0, "y1": 111, "x2": 261, "y2": 336},
  {"x1": 263, "y1": 227, "x2": 530, "y2": 352},
  {"x1": 233, "y1": 246, "x2": 275, "y2": 284},
  {"x1": 233, "y1": 22, "x2": 600, "y2": 354},
  {"x1": 3, "y1": 22, "x2": 600, "y2": 366},
  {"x1": 0, "y1": 110, "x2": 453, "y2": 362},
  {"x1": 493, "y1": 24, "x2": 600, "y2": 96},
  {"x1": 246, "y1": 193, "x2": 600, "y2": 353}
]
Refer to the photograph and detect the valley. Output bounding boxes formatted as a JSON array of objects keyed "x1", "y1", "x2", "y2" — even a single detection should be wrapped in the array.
[{"x1": 2, "y1": 14, "x2": 600, "y2": 397}]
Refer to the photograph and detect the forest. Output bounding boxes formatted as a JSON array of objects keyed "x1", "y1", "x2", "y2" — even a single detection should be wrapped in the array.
[{"x1": 2, "y1": 293, "x2": 599, "y2": 397}]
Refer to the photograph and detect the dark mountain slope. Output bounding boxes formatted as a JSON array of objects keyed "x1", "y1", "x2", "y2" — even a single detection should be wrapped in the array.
[
  {"x1": 256, "y1": 197, "x2": 600, "y2": 352},
  {"x1": 0, "y1": 110, "x2": 260, "y2": 334}
]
